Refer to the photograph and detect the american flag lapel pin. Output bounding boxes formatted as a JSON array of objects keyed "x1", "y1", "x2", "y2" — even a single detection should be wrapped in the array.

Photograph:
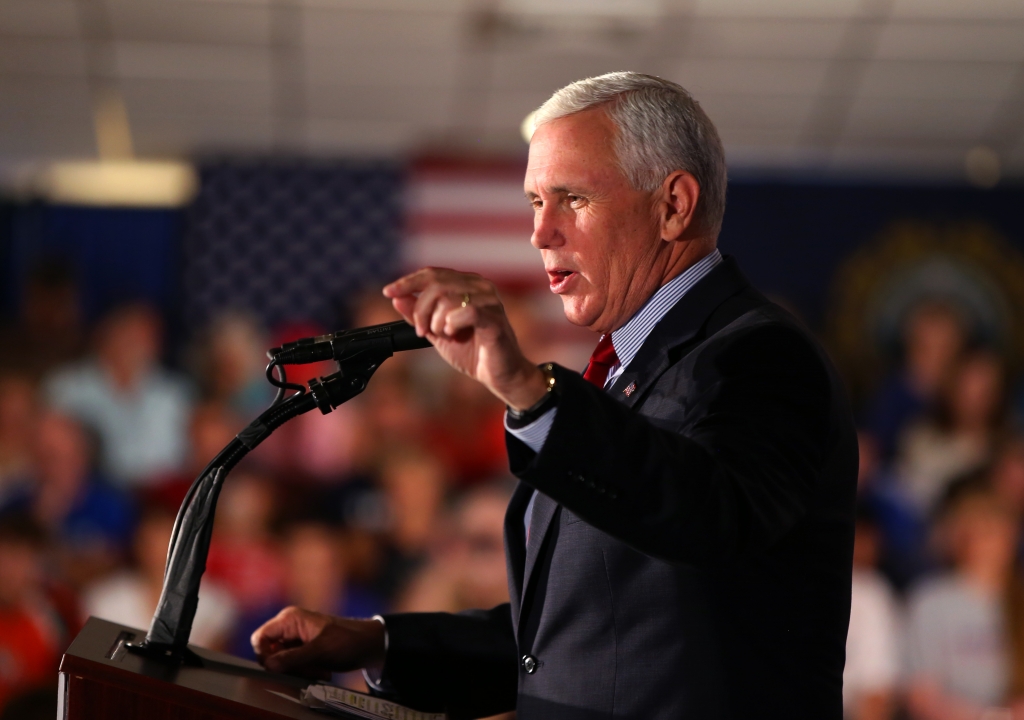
[{"x1": 624, "y1": 381, "x2": 636, "y2": 397}]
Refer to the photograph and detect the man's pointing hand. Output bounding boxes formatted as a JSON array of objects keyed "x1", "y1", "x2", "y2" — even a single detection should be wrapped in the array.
[{"x1": 383, "y1": 267, "x2": 549, "y2": 412}]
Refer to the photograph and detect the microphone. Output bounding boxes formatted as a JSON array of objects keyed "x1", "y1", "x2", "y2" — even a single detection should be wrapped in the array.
[{"x1": 271, "y1": 320, "x2": 432, "y2": 365}]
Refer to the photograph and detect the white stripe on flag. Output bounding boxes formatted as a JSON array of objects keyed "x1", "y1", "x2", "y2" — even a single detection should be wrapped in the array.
[
  {"x1": 402, "y1": 236, "x2": 543, "y2": 275},
  {"x1": 408, "y1": 180, "x2": 533, "y2": 216}
]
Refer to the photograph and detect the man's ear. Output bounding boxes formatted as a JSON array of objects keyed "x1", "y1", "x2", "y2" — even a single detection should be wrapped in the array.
[{"x1": 658, "y1": 171, "x2": 701, "y2": 243}]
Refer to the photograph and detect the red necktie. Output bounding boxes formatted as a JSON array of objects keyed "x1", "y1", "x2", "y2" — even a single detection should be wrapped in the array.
[{"x1": 582, "y1": 334, "x2": 619, "y2": 388}]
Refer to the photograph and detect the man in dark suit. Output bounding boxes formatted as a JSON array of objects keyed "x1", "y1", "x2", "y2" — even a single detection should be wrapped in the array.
[{"x1": 252, "y1": 72, "x2": 857, "y2": 719}]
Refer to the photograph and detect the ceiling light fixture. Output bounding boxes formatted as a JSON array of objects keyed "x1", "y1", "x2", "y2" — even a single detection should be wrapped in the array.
[{"x1": 41, "y1": 160, "x2": 199, "y2": 208}]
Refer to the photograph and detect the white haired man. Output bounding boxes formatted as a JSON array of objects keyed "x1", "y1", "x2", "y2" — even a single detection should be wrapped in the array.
[{"x1": 252, "y1": 72, "x2": 857, "y2": 720}]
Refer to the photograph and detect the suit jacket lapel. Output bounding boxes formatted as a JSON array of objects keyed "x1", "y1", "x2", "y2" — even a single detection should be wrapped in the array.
[
  {"x1": 608, "y1": 256, "x2": 751, "y2": 409},
  {"x1": 503, "y1": 256, "x2": 753, "y2": 638},
  {"x1": 520, "y1": 491, "x2": 559, "y2": 606},
  {"x1": 504, "y1": 481, "x2": 533, "y2": 635}
]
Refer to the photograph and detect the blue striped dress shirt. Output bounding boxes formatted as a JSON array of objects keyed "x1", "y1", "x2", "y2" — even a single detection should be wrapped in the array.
[
  {"x1": 511, "y1": 248, "x2": 723, "y2": 539},
  {"x1": 508, "y1": 248, "x2": 723, "y2": 452}
]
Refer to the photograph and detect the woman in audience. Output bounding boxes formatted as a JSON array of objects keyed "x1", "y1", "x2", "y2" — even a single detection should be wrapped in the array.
[
  {"x1": 868, "y1": 302, "x2": 967, "y2": 461},
  {"x1": 189, "y1": 312, "x2": 272, "y2": 419},
  {"x1": 895, "y1": 349, "x2": 1011, "y2": 516},
  {"x1": 905, "y1": 482, "x2": 1024, "y2": 719}
]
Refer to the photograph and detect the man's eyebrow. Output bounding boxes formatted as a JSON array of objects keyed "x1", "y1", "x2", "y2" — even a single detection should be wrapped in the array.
[{"x1": 524, "y1": 186, "x2": 580, "y2": 199}]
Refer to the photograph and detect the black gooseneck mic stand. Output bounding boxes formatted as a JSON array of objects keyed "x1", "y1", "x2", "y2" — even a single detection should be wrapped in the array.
[{"x1": 126, "y1": 320, "x2": 430, "y2": 664}]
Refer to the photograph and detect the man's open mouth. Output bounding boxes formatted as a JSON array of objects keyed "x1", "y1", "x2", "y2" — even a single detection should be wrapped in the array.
[{"x1": 547, "y1": 269, "x2": 576, "y2": 292}]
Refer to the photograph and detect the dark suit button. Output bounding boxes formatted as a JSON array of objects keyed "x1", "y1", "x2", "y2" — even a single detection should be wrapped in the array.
[{"x1": 521, "y1": 654, "x2": 538, "y2": 674}]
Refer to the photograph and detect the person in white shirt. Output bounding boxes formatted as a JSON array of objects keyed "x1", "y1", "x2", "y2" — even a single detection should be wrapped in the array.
[{"x1": 845, "y1": 505, "x2": 901, "y2": 720}]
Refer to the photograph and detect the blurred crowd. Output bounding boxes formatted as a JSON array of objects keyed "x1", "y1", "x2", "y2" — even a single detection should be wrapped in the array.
[
  {"x1": 0, "y1": 259, "x2": 577, "y2": 718},
  {"x1": 3, "y1": 257, "x2": 1024, "y2": 720}
]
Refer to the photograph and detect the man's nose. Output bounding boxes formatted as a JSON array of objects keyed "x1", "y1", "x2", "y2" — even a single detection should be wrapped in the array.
[{"x1": 530, "y1": 204, "x2": 565, "y2": 250}]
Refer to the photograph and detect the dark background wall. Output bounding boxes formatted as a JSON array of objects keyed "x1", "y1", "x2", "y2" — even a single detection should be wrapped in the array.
[{"x1": 718, "y1": 182, "x2": 1024, "y2": 332}]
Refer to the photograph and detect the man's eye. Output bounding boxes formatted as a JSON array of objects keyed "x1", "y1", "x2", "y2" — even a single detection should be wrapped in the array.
[{"x1": 568, "y1": 195, "x2": 585, "y2": 207}]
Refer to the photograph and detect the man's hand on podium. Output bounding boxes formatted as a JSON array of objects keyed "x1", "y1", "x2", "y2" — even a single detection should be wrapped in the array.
[{"x1": 251, "y1": 606, "x2": 386, "y2": 678}]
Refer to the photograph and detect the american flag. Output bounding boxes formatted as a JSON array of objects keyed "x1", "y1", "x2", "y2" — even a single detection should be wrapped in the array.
[
  {"x1": 182, "y1": 159, "x2": 402, "y2": 335},
  {"x1": 401, "y1": 158, "x2": 545, "y2": 289}
]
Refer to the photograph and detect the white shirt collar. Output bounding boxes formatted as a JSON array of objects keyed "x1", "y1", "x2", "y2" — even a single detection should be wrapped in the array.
[{"x1": 609, "y1": 249, "x2": 722, "y2": 372}]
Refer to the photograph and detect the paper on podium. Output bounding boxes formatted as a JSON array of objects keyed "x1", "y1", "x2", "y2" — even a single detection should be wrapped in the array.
[{"x1": 300, "y1": 684, "x2": 446, "y2": 720}]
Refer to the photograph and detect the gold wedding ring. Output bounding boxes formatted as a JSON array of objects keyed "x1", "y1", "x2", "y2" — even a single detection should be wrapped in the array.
[{"x1": 461, "y1": 292, "x2": 471, "y2": 308}]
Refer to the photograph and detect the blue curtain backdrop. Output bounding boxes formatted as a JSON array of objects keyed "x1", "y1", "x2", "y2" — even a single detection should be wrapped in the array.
[
  {"x1": 1, "y1": 159, "x2": 403, "y2": 350},
  {"x1": 718, "y1": 182, "x2": 1024, "y2": 331},
  {"x1": 0, "y1": 202, "x2": 182, "y2": 325}
]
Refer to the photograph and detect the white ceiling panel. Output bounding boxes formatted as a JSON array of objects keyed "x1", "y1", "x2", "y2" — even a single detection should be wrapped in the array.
[
  {"x1": 0, "y1": 0, "x2": 79, "y2": 38},
  {"x1": 489, "y1": 48, "x2": 637, "y2": 91},
  {"x1": 857, "y1": 60, "x2": 1018, "y2": 100},
  {"x1": 843, "y1": 95, "x2": 1002, "y2": 141},
  {"x1": 714, "y1": 124, "x2": 807, "y2": 147},
  {"x1": 307, "y1": 84, "x2": 452, "y2": 125},
  {"x1": 0, "y1": 0, "x2": 1020, "y2": 178},
  {"x1": 875, "y1": 21, "x2": 1024, "y2": 63},
  {"x1": 724, "y1": 144, "x2": 830, "y2": 173},
  {"x1": 105, "y1": 0, "x2": 272, "y2": 45},
  {"x1": 120, "y1": 78, "x2": 274, "y2": 118},
  {"x1": 300, "y1": 0, "x2": 468, "y2": 11},
  {"x1": 302, "y1": 7, "x2": 464, "y2": 49},
  {"x1": 697, "y1": 93, "x2": 818, "y2": 131},
  {"x1": 305, "y1": 46, "x2": 460, "y2": 89},
  {"x1": 671, "y1": 58, "x2": 830, "y2": 96},
  {"x1": 129, "y1": 113, "x2": 275, "y2": 155},
  {"x1": 0, "y1": 78, "x2": 95, "y2": 159},
  {"x1": 0, "y1": 121, "x2": 96, "y2": 160},
  {"x1": 483, "y1": 87, "x2": 553, "y2": 131},
  {"x1": 0, "y1": 38, "x2": 87, "y2": 77},
  {"x1": 892, "y1": 0, "x2": 1024, "y2": 21},
  {"x1": 694, "y1": 0, "x2": 865, "y2": 20},
  {"x1": 0, "y1": 77, "x2": 92, "y2": 120},
  {"x1": 828, "y1": 143, "x2": 972, "y2": 178},
  {"x1": 683, "y1": 19, "x2": 849, "y2": 60},
  {"x1": 305, "y1": 117, "x2": 416, "y2": 154},
  {"x1": 114, "y1": 41, "x2": 273, "y2": 83}
]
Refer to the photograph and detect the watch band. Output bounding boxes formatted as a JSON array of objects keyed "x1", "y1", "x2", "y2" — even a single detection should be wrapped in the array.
[{"x1": 506, "y1": 363, "x2": 558, "y2": 428}]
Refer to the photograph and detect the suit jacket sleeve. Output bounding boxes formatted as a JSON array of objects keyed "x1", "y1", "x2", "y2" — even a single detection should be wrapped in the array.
[
  {"x1": 373, "y1": 603, "x2": 519, "y2": 719},
  {"x1": 508, "y1": 321, "x2": 839, "y2": 566}
]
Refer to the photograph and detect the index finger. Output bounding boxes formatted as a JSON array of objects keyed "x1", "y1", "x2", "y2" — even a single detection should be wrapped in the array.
[
  {"x1": 382, "y1": 267, "x2": 438, "y2": 298},
  {"x1": 251, "y1": 611, "x2": 299, "y2": 658}
]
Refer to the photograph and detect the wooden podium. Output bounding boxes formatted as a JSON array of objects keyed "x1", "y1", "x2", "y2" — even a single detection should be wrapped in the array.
[{"x1": 58, "y1": 616, "x2": 360, "y2": 719}]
